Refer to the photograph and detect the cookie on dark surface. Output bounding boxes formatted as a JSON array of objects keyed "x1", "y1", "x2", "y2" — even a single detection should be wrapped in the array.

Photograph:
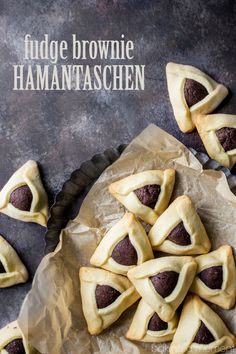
[
  {"x1": 195, "y1": 114, "x2": 236, "y2": 169},
  {"x1": 0, "y1": 160, "x2": 48, "y2": 226},
  {"x1": 166, "y1": 62, "x2": 228, "y2": 133},
  {"x1": 0, "y1": 235, "x2": 28, "y2": 288}
]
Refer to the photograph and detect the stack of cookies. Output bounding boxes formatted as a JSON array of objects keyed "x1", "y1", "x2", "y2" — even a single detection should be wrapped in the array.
[{"x1": 80, "y1": 169, "x2": 236, "y2": 354}]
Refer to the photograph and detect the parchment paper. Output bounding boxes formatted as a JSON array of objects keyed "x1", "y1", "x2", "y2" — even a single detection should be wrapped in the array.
[{"x1": 18, "y1": 125, "x2": 236, "y2": 354}]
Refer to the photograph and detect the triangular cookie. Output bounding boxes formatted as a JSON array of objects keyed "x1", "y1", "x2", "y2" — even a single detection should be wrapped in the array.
[
  {"x1": 127, "y1": 256, "x2": 197, "y2": 322},
  {"x1": 169, "y1": 294, "x2": 236, "y2": 354},
  {"x1": 0, "y1": 320, "x2": 36, "y2": 354},
  {"x1": 126, "y1": 298, "x2": 178, "y2": 343},
  {"x1": 109, "y1": 169, "x2": 175, "y2": 225},
  {"x1": 190, "y1": 245, "x2": 236, "y2": 309},
  {"x1": 149, "y1": 195, "x2": 211, "y2": 255},
  {"x1": 0, "y1": 160, "x2": 48, "y2": 226},
  {"x1": 90, "y1": 213, "x2": 153, "y2": 275},
  {"x1": 79, "y1": 267, "x2": 140, "y2": 335},
  {"x1": 0, "y1": 235, "x2": 28, "y2": 288},
  {"x1": 166, "y1": 62, "x2": 228, "y2": 133},
  {"x1": 195, "y1": 113, "x2": 236, "y2": 169}
]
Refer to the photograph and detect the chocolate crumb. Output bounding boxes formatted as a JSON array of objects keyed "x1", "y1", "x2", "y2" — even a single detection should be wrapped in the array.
[
  {"x1": 194, "y1": 321, "x2": 215, "y2": 344},
  {"x1": 216, "y1": 127, "x2": 236, "y2": 152},
  {"x1": 184, "y1": 78, "x2": 208, "y2": 107},
  {"x1": 150, "y1": 271, "x2": 179, "y2": 298},
  {"x1": 134, "y1": 184, "x2": 161, "y2": 208},
  {"x1": 198, "y1": 266, "x2": 223, "y2": 289},
  {"x1": 148, "y1": 313, "x2": 168, "y2": 331},
  {"x1": 10, "y1": 185, "x2": 33, "y2": 211},
  {"x1": 4, "y1": 339, "x2": 26, "y2": 354},
  {"x1": 95, "y1": 285, "x2": 121, "y2": 309},
  {"x1": 0, "y1": 261, "x2": 6, "y2": 273},
  {"x1": 166, "y1": 222, "x2": 191, "y2": 246},
  {"x1": 111, "y1": 236, "x2": 137, "y2": 266}
]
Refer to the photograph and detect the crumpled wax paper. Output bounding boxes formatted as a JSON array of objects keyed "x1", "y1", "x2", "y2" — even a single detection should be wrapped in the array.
[{"x1": 18, "y1": 124, "x2": 236, "y2": 354}]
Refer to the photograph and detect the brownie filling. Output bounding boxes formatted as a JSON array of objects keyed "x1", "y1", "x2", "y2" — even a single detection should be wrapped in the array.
[
  {"x1": 0, "y1": 260, "x2": 6, "y2": 273},
  {"x1": 198, "y1": 265, "x2": 223, "y2": 289},
  {"x1": 111, "y1": 236, "x2": 138, "y2": 266},
  {"x1": 194, "y1": 321, "x2": 215, "y2": 344},
  {"x1": 148, "y1": 313, "x2": 168, "y2": 331},
  {"x1": 150, "y1": 271, "x2": 179, "y2": 298},
  {"x1": 216, "y1": 127, "x2": 236, "y2": 152},
  {"x1": 134, "y1": 184, "x2": 161, "y2": 208},
  {"x1": 4, "y1": 339, "x2": 26, "y2": 354},
  {"x1": 9, "y1": 185, "x2": 33, "y2": 211},
  {"x1": 95, "y1": 284, "x2": 121, "y2": 309},
  {"x1": 184, "y1": 78, "x2": 208, "y2": 107},
  {"x1": 166, "y1": 221, "x2": 191, "y2": 246}
]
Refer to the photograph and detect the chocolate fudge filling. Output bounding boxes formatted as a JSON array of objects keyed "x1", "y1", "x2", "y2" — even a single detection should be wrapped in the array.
[
  {"x1": 0, "y1": 260, "x2": 6, "y2": 273},
  {"x1": 194, "y1": 321, "x2": 215, "y2": 344},
  {"x1": 95, "y1": 284, "x2": 121, "y2": 309},
  {"x1": 134, "y1": 184, "x2": 161, "y2": 208},
  {"x1": 166, "y1": 221, "x2": 191, "y2": 246},
  {"x1": 9, "y1": 185, "x2": 33, "y2": 211},
  {"x1": 111, "y1": 236, "x2": 138, "y2": 266},
  {"x1": 148, "y1": 313, "x2": 168, "y2": 331},
  {"x1": 150, "y1": 271, "x2": 179, "y2": 298},
  {"x1": 216, "y1": 127, "x2": 236, "y2": 152},
  {"x1": 198, "y1": 265, "x2": 223, "y2": 289},
  {"x1": 4, "y1": 339, "x2": 26, "y2": 354},
  {"x1": 184, "y1": 78, "x2": 208, "y2": 107}
]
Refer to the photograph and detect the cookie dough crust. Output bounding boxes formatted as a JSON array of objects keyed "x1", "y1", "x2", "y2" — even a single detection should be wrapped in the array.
[
  {"x1": 0, "y1": 160, "x2": 48, "y2": 226},
  {"x1": 169, "y1": 295, "x2": 236, "y2": 354},
  {"x1": 0, "y1": 235, "x2": 28, "y2": 288},
  {"x1": 79, "y1": 267, "x2": 140, "y2": 335}
]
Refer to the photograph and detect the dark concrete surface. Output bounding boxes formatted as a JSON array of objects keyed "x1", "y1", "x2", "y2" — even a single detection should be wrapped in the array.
[{"x1": 0, "y1": 0, "x2": 236, "y2": 328}]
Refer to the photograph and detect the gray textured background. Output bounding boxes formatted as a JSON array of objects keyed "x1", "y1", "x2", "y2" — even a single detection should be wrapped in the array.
[{"x1": 0, "y1": 0, "x2": 236, "y2": 329}]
